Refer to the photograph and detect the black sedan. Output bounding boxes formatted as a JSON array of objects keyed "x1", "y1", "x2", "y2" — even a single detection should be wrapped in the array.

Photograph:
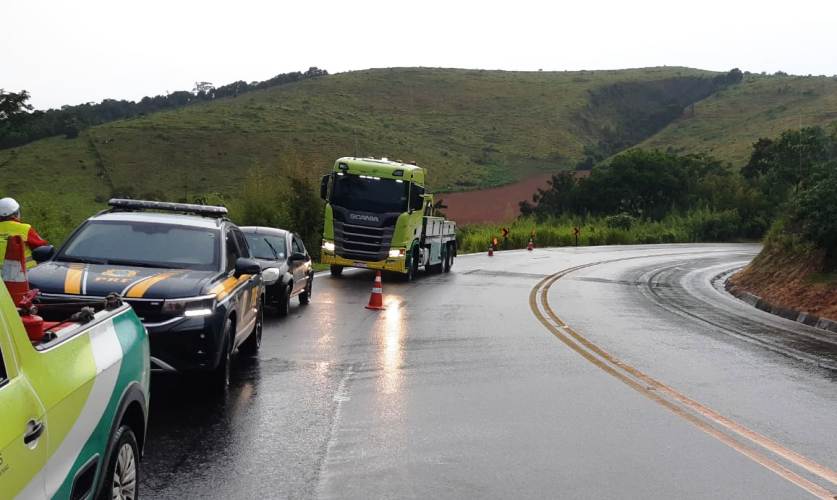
[{"x1": 240, "y1": 226, "x2": 313, "y2": 317}]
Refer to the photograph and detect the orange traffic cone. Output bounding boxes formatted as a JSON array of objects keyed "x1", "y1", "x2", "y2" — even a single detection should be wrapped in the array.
[
  {"x1": 3, "y1": 236, "x2": 44, "y2": 341},
  {"x1": 527, "y1": 238, "x2": 534, "y2": 251},
  {"x1": 488, "y1": 244, "x2": 494, "y2": 257},
  {"x1": 365, "y1": 271, "x2": 385, "y2": 310},
  {"x1": 3, "y1": 236, "x2": 30, "y2": 306}
]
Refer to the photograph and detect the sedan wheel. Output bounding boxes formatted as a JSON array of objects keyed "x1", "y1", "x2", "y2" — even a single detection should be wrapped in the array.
[
  {"x1": 277, "y1": 284, "x2": 291, "y2": 317},
  {"x1": 299, "y1": 277, "x2": 312, "y2": 305}
]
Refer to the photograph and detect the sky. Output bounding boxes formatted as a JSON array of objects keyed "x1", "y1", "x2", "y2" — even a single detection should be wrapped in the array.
[{"x1": 3, "y1": 0, "x2": 836, "y2": 110}]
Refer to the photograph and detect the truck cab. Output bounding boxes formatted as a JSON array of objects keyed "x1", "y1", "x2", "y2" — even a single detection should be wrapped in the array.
[{"x1": 320, "y1": 157, "x2": 456, "y2": 280}]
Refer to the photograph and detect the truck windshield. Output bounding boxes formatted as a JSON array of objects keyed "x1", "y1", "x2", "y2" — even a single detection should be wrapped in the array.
[
  {"x1": 58, "y1": 220, "x2": 220, "y2": 271},
  {"x1": 331, "y1": 174, "x2": 408, "y2": 213}
]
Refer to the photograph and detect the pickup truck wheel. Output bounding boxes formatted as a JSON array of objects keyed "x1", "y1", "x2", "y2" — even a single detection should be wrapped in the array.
[
  {"x1": 277, "y1": 284, "x2": 291, "y2": 317},
  {"x1": 240, "y1": 301, "x2": 263, "y2": 356},
  {"x1": 98, "y1": 425, "x2": 139, "y2": 500},
  {"x1": 299, "y1": 276, "x2": 312, "y2": 305},
  {"x1": 212, "y1": 320, "x2": 232, "y2": 390},
  {"x1": 330, "y1": 265, "x2": 343, "y2": 277}
]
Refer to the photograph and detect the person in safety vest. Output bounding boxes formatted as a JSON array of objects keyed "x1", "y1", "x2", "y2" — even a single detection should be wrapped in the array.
[{"x1": 0, "y1": 197, "x2": 48, "y2": 271}]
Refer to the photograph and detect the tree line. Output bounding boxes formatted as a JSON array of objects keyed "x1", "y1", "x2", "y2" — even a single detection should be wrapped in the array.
[
  {"x1": 0, "y1": 67, "x2": 328, "y2": 149},
  {"x1": 522, "y1": 124, "x2": 837, "y2": 252}
]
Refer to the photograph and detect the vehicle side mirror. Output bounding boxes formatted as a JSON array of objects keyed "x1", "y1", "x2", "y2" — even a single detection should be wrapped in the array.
[
  {"x1": 32, "y1": 245, "x2": 55, "y2": 263},
  {"x1": 234, "y1": 257, "x2": 261, "y2": 277},
  {"x1": 289, "y1": 252, "x2": 307, "y2": 262},
  {"x1": 261, "y1": 267, "x2": 281, "y2": 285},
  {"x1": 320, "y1": 175, "x2": 330, "y2": 201}
]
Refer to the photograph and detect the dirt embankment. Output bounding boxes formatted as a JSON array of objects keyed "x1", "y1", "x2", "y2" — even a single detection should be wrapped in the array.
[
  {"x1": 437, "y1": 173, "x2": 556, "y2": 225},
  {"x1": 729, "y1": 244, "x2": 837, "y2": 320}
]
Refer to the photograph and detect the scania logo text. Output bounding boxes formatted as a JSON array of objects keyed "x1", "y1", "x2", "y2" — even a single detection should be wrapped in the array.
[{"x1": 350, "y1": 214, "x2": 380, "y2": 223}]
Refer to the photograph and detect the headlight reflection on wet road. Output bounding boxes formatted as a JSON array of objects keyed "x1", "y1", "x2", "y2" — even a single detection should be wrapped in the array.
[{"x1": 379, "y1": 295, "x2": 405, "y2": 395}]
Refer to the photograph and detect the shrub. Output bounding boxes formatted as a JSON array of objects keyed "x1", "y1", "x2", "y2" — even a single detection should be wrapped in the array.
[
  {"x1": 456, "y1": 209, "x2": 751, "y2": 254},
  {"x1": 605, "y1": 212, "x2": 635, "y2": 230},
  {"x1": 684, "y1": 208, "x2": 743, "y2": 241},
  {"x1": 790, "y1": 160, "x2": 837, "y2": 254}
]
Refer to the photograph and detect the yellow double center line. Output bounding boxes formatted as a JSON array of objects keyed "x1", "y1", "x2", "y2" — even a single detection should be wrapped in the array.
[{"x1": 530, "y1": 264, "x2": 837, "y2": 499}]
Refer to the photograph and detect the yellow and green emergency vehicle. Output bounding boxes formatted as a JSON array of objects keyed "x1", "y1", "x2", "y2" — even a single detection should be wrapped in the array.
[
  {"x1": 320, "y1": 157, "x2": 457, "y2": 280},
  {"x1": 0, "y1": 283, "x2": 150, "y2": 499}
]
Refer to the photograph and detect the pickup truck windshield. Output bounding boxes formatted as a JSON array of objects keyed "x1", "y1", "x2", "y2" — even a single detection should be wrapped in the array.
[
  {"x1": 245, "y1": 234, "x2": 287, "y2": 260},
  {"x1": 59, "y1": 220, "x2": 220, "y2": 271},
  {"x1": 331, "y1": 174, "x2": 408, "y2": 213}
]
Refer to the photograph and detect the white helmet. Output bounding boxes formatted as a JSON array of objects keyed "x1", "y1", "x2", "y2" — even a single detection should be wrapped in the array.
[{"x1": 0, "y1": 198, "x2": 20, "y2": 218}]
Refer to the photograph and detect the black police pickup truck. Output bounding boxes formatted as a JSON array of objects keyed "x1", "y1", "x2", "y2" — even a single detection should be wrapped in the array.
[{"x1": 29, "y1": 199, "x2": 270, "y2": 388}]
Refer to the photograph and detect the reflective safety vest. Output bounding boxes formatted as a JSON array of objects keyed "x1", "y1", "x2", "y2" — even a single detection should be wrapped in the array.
[{"x1": 0, "y1": 220, "x2": 35, "y2": 269}]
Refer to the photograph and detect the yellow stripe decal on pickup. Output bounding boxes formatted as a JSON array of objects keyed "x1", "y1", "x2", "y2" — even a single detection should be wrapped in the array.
[
  {"x1": 125, "y1": 271, "x2": 181, "y2": 298},
  {"x1": 211, "y1": 275, "x2": 250, "y2": 301},
  {"x1": 64, "y1": 265, "x2": 84, "y2": 294}
]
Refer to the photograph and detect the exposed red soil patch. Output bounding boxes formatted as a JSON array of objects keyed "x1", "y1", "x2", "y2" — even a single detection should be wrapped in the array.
[
  {"x1": 438, "y1": 173, "x2": 555, "y2": 225},
  {"x1": 729, "y1": 245, "x2": 837, "y2": 320}
]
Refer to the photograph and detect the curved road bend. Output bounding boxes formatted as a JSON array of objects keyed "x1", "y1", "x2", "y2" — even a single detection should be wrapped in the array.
[{"x1": 140, "y1": 244, "x2": 837, "y2": 499}]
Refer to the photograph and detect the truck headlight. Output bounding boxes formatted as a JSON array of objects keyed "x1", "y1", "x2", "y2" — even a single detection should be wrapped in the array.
[
  {"x1": 322, "y1": 240, "x2": 335, "y2": 252},
  {"x1": 388, "y1": 248, "x2": 406, "y2": 258},
  {"x1": 162, "y1": 295, "x2": 216, "y2": 318}
]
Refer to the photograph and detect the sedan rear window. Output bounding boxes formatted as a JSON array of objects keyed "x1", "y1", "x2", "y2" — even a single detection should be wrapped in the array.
[
  {"x1": 244, "y1": 234, "x2": 287, "y2": 260},
  {"x1": 59, "y1": 220, "x2": 220, "y2": 271}
]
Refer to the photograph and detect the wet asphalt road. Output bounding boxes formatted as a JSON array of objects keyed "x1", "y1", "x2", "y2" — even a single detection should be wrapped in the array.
[{"x1": 140, "y1": 244, "x2": 837, "y2": 499}]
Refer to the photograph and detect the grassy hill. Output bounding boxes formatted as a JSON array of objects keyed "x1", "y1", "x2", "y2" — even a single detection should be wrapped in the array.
[
  {"x1": 640, "y1": 73, "x2": 837, "y2": 164},
  {"x1": 2, "y1": 67, "x2": 837, "y2": 241}
]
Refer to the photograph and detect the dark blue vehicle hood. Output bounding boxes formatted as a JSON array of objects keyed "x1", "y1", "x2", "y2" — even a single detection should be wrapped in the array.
[{"x1": 29, "y1": 261, "x2": 220, "y2": 299}]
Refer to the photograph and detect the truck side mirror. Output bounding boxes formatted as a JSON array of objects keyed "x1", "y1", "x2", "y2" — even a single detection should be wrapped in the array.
[
  {"x1": 421, "y1": 194, "x2": 434, "y2": 216},
  {"x1": 320, "y1": 175, "x2": 330, "y2": 201}
]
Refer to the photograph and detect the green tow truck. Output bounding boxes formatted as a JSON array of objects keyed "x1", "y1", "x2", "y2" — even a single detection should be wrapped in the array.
[
  {"x1": 0, "y1": 283, "x2": 149, "y2": 499},
  {"x1": 319, "y1": 157, "x2": 457, "y2": 280}
]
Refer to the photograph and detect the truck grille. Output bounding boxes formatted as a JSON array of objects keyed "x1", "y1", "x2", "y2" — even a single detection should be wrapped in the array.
[{"x1": 334, "y1": 221, "x2": 394, "y2": 261}]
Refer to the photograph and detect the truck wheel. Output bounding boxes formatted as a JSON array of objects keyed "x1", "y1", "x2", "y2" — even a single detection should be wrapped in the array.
[
  {"x1": 277, "y1": 284, "x2": 291, "y2": 317},
  {"x1": 299, "y1": 276, "x2": 312, "y2": 305},
  {"x1": 98, "y1": 425, "x2": 139, "y2": 500},
  {"x1": 406, "y1": 249, "x2": 419, "y2": 281},
  {"x1": 212, "y1": 320, "x2": 233, "y2": 390},
  {"x1": 443, "y1": 245, "x2": 452, "y2": 273},
  {"x1": 330, "y1": 265, "x2": 343, "y2": 277},
  {"x1": 240, "y1": 301, "x2": 263, "y2": 356}
]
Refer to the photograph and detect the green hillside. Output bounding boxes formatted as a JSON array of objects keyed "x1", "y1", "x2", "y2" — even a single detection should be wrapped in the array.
[
  {"x1": 2, "y1": 67, "x2": 836, "y2": 241},
  {"x1": 640, "y1": 73, "x2": 837, "y2": 164}
]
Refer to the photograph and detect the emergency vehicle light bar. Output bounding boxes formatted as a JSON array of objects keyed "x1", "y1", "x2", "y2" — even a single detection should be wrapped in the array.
[{"x1": 107, "y1": 199, "x2": 229, "y2": 217}]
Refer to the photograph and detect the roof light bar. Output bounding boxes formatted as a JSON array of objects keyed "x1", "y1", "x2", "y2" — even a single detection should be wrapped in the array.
[{"x1": 108, "y1": 199, "x2": 229, "y2": 217}]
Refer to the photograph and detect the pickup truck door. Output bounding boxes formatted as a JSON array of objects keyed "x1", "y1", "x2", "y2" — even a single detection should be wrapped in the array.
[{"x1": 0, "y1": 314, "x2": 48, "y2": 499}]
